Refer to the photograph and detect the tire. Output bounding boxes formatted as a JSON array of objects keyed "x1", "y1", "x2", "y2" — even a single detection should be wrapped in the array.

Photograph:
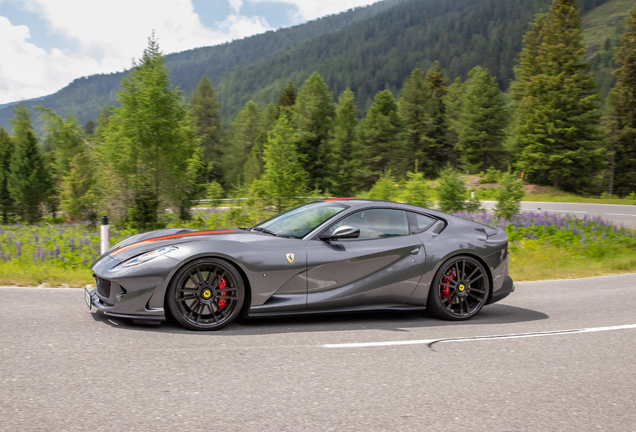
[
  {"x1": 167, "y1": 258, "x2": 245, "y2": 331},
  {"x1": 427, "y1": 255, "x2": 490, "y2": 321}
]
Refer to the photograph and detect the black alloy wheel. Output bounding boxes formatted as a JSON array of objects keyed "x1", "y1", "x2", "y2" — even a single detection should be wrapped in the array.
[
  {"x1": 427, "y1": 255, "x2": 490, "y2": 321},
  {"x1": 167, "y1": 258, "x2": 245, "y2": 330}
]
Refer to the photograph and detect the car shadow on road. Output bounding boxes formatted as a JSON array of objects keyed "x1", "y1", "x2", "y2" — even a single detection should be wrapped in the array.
[{"x1": 91, "y1": 303, "x2": 549, "y2": 335}]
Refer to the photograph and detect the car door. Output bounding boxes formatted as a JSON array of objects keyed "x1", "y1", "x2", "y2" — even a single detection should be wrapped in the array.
[{"x1": 305, "y1": 208, "x2": 426, "y2": 310}]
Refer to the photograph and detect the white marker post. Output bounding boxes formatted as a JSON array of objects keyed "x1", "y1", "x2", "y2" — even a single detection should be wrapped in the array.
[{"x1": 100, "y1": 215, "x2": 110, "y2": 255}]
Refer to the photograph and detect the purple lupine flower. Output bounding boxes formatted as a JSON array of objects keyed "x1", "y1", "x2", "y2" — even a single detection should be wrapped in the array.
[
  {"x1": 55, "y1": 245, "x2": 60, "y2": 257},
  {"x1": 16, "y1": 241, "x2": 21, "y2": 258},
  {"x1": 70, "y1": 238, "x2": 75, "y2": 253}
]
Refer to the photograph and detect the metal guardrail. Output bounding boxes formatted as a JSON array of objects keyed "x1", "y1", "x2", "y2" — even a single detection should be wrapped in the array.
[{"x1": 193, "y1": 197, "x2": 335, "y2": 203}]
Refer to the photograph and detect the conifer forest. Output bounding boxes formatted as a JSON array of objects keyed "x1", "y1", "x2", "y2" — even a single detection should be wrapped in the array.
[{"x1": 0, "y1": 0, "x2": 635, "y2": 232}]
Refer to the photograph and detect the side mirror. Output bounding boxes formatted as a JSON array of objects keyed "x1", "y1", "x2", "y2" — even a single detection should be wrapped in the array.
[{"x1": 320, "y1": 225, "x2": 360, "y2": 241}]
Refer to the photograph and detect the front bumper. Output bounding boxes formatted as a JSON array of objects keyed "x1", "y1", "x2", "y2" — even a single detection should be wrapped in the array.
[
  {"x1": 86, "y1": 288, "x2": 166, "y2": 322},
  {"x1": 87, "y1": 253, "x2": 180, "y2": 322}
]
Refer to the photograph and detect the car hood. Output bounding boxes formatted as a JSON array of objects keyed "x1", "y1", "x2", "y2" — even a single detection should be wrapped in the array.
[{"x1": 100, "y1": 228, "x2": 256, "y2": 263}]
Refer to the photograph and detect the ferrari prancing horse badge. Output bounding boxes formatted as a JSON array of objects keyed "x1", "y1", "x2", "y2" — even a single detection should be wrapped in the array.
[{"x1": 286, "y1": 253, "x2": 295, "y2": 264}]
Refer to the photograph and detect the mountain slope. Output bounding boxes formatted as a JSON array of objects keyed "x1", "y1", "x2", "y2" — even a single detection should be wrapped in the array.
[
  {"x1": 0, "y1": 0, "x2": 403, "y2": 131},
  {"x1": 0, "y1": 0, "x2": 622, "y2": 131},
  {"x1": 212, "y1": 0, "x2": 611, "y2": 117},
  {"x1": 584, "y1": 0, "x2": 635, "y2": 99}
]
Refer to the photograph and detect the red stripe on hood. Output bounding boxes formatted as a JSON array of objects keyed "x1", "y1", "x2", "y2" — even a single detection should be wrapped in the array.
[{"x1": 111, "y1": 230, "x2": 236, "y2": 256}]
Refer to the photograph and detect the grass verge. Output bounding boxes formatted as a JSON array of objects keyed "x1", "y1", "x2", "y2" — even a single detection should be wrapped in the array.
[
  {"x1": 521, "y1": 194, "x2": 636, "y2": 205},
  {"x1": 0, "y1": 262, "x2": 94, "y2": 287},
  {"x1": 510, "y1": 241, "x2": 636, "y2": 281}
]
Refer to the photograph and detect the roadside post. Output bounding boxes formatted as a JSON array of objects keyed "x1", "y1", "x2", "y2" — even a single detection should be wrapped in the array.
[{"x1": 100, "y1": 215, "x2": 110, "y2": 255}]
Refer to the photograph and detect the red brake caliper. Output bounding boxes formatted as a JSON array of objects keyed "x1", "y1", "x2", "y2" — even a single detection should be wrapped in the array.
[
  {"x1": 441, "y1": 269, "x2": 456, "y2": 303},
  {"x1": 218, "y1": 275, "x2": 228, "y2": 309}
]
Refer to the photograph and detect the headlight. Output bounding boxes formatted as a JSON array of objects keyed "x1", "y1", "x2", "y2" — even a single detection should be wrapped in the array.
[{"x1": 110, "y1": 246, "x2": 178, "y2": 271}]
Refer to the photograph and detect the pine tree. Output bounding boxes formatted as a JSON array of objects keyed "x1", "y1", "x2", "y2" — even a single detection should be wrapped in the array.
[
  {"x1": 398, "y1": 64, "x2": 450, "y2": 177},
  {"x1": 358, "y1": 90, "x2": 407, "y2": 188},
  {"x1": 277, "y1": 81, "x2": 297, "y2": 114},
  {"x1": 293, "y1": 72, "x2": 335, "y2": 190},
  {"x1": 456, "y1": 66, "x2": 508, "y2": 173},
  {"x1": 424, "y1": 62, "x2": 451, "y2": 171},
  {"x1": 37, "y1": 108, "x2": 95, "y2": 222},
  {"x1": 251, "y1": 116, "x2": 308, "y2": 213},
  {"x1": 444, "y1": 77, "x2": 464, "y2": 166},
  {"x1": 398, "y1": 69, "x2": 432, "y2": 173},
  {"x1": 262, "y1": 103, "x2": 278, "y2": 131},
  {"x1": 60, "y1": 152, "x2": 97, "y2": 223},
  {"x1": 243, "y1": 131, "x2": 268, "y2": 186},
  {"x1": 99, "y1": 34, "x2": 200, "y2": 225},
  {"x1": 398, "y1": 171, "x2": 433, "y2": 208},
  {"x1": 437, "y1": 166, "x2": 466, "y2": 213},
  {"x1": 367, "y1": 171, "x2": 397, "y2": 201},
  {"x1": 8, "y1": 106, "x2": 50, "y2": 224},
  {"x1": 0, "y1": 127, "x2": 13, "y2": 223},
  {"x1": 191, "y1": 75, "x2": 222, "y2": 182},
  {"x1": 327, "y1": 89, "x2": 361, "y2": 196},
  {"x1": 225, "y1": 101, "x2": 262, "y2": 188},
  {"x1": 607, "y1": 4, "x2": 636, "y2": 196},
  {"x1": 510, "y1": 14, "x2": 547, "y2": 102},
  {"x1": 514, "y1": 0, "x2": 603, "y2": 191}
]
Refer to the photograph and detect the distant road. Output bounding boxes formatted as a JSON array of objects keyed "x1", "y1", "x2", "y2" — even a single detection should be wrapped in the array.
[
  {"x1": 190, "y1": 200, "x2": 636, "y2": 227},
  {"x1": 482, "y1": 201, "x2": 636, "y2": 227}
]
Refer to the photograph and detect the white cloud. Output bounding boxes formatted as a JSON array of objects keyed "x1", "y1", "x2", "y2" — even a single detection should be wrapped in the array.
[
  {"x1": 0, "y1": 0, "x2": 272, "y2": 104},
  {"x1": 250, "y1": 0, "x2": 378, "y2": 22},
  {"x1": 0, "y1": 15, "x2": 102, "y2": 103}
]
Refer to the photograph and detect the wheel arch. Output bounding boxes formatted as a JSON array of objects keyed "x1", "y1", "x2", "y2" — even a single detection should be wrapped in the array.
[
  {"x1": 163, "y1": 253, "x2": 253, "y2": 318},
  {"x1": 436, "y1": 252, "x2": 494, "y2": 304}
]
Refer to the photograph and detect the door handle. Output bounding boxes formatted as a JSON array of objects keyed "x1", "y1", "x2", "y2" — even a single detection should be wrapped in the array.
[{"x1": 410, "y1": 248, "x2": 420, "y2": 255}]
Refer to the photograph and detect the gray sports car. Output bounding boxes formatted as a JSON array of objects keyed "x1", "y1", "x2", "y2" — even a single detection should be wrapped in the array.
[{"x1": 86, "y1": 199, "x2": 514, "y2": 330}]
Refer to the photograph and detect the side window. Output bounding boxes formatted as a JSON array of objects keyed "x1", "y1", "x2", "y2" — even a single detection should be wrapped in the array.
[
  {"x1": 414, "y1": 213, "x2": 436, "y2": 231},
  {"x1": 329, "y1": 209, "x2": 410, "y2": 240}
]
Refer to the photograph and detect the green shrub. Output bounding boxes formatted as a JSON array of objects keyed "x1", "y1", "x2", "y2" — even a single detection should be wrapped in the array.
[
  {"x1": 465, "y1": 191, "x2": 483, "y2": 213},
  {"x1": 206, "y1": 181, "x2": 225, "y2": 207},
  {"x1": 494, "y1": 172, "x2": 525, "y2": 219},
  {"x1": 368, "y1": 171, "x2": 397, "y2": 201},
  {"x1": 479, "y1": 167, "x2": 502, "y2": 184},
  {"x1": 437, "y1": 167, "x2": 466, "y2": 213},
  {"x1": 398, "y1": 172, "x2": 433, "y2": 208}
]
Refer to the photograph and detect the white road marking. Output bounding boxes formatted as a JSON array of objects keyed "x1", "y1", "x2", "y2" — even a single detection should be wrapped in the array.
[
  {"x1": 606, "y1": 213, "x2": 636, "y2": 217},
  {"x1": 537, "y1": 209, "x2": 589, "y2": 214},
  {"x1": 323, "y1": 324, "x2": 636, "y2": 348}
]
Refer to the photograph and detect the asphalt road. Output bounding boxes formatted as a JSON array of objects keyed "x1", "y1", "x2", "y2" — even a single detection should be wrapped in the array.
[
  {"x1": 2, "y1": 274, "x2": 636, "y2": 431},
  {"x1": 482, "y1": 201, "x2": 636, "y2": 228}
]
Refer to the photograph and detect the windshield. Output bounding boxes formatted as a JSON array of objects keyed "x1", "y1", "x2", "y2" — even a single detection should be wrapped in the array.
[{"x1": 254, "y1": 201, "x2": 349, "y2": 239}]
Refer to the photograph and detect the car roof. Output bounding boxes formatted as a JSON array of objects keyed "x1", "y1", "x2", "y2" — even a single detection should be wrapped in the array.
[{"x1": 320, "y1": 198, "x2": 446, "y2": 218}]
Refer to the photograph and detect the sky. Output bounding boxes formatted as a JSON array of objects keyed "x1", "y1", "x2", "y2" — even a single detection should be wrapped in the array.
[{"x1": 0, "y1": 0, "x2": 380, "y2": 105}]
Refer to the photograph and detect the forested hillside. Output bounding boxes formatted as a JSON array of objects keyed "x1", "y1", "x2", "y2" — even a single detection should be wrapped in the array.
[
  {"x1": 585, "y1": 0, "x2": 635, "y2": 96},
  {"x1": 0, "y1": 0, "x2": 404, "y2": 130},
  {"x1": 0, "y1": 0, "x2": 622, "y2": 129}
]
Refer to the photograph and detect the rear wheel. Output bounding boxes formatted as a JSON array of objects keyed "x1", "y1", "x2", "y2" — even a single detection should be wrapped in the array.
[
  {"x1": 167, "y1": 258, "x2": 245, "y2": 330},
  {"x1": 427, "y1": 255, "x2": 490, "y2": 321}
]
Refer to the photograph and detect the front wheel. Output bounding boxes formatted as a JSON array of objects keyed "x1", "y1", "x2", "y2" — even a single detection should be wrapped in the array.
[
  {"x1": 427, "y1": 255, "x2": 490, "y2": 321},
  {"x1": 167, "y1": 258, "x2": 245, "y2": 330}
]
